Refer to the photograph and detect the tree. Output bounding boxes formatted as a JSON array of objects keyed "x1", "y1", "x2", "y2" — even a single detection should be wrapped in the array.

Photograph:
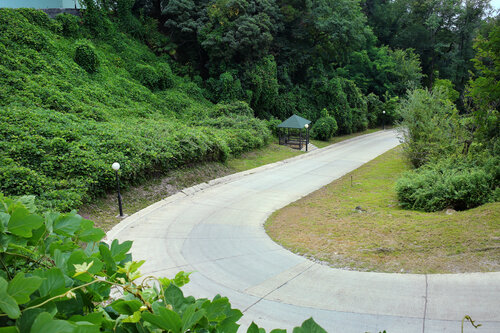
[
  {"x1": 467, "y1": 16, "x2": 500, "y2": 148},
  {"x1": 363, "y1": 0, "x2": 491, "y2": 94}
]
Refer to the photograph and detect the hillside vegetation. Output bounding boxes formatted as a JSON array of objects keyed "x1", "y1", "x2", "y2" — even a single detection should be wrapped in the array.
[
  {"x1": 0, "y1": 1, "x2": 498, "y2": 213},
  {"x1": 0, "y1": 8, "x2": 270, "y2": 211}
]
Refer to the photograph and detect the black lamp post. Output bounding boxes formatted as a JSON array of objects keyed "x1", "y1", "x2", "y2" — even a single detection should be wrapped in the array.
[
  {"x1": 382, "y1": 110, "x2": 386, "y2": 130},
  {"x1": 112, "y1": 162, "x2": 124, "y2": 217},
  {"x1": 304, "y1": 123, "x2": 309, "y2": 152}
]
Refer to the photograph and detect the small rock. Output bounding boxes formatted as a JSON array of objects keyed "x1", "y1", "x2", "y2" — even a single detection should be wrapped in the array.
[
  {"x1": 445, "y1": 208, "x2": 456, "y2": 215},
  {"x1": 354, "y1": 205, "x2": 367, "y2": 213}
]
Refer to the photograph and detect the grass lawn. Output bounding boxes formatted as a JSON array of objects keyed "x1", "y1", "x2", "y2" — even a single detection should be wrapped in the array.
[
  {"x1": 226, "y1": 140, "x2": 304, "y2": 172},
  {"x1": 265, "y1": 146, "x2": 500, "y2": 273}
]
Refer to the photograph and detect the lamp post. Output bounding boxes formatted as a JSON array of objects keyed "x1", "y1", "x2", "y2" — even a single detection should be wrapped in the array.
[
  {"x1": 304, "y1": 123, "x2": 309, "y2": 152},
  {"x1": 112, "y1": 162, "x2": 124, "y2": 217},
  {"x1": 382, "y1": 110, "x2": 386, "y2": 130}
]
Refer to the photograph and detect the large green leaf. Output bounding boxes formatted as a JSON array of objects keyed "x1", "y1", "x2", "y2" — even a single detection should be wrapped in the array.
[
  {"x1": 67, "y1": 250, "x2": 104, "y2": 282},
  {"x1": 247, "y1": 322, "x2": 265, "y2": 333},
  {"x1": 217, "y1": 308, "x2": 242, "y2": 333},
  {"x1": 142, "y1": 307, "x2": 182, "y2": 333},
  {"x1": 292, "y1": 318, "x2": 327, "y2": 333},
  {"x1": 16, "y1": 196, "x2": 36, "y2": 213},
  {"x1": 0, "y1": 277, "x2": 20, "y2": 319},
  {"x1": 164, "y1": 284, "x2": 187, "y2": 313},
  {"x1": 78, "y1": 227, "x2": 105, "y2": 243},
  {"x1": 0, "y1": 212, "x2": 9, "y2": 233},
  {"x1": 73, "y1": 321, "x2": 100, "y2": 333},
  {"x1": 110, "y1": 299, "x2": 142, "y2": 315},
  {"x1": 68, "y1": 313, "x2": 105, "y2": 326},
  {"x1": 110, "y1": 239, "x2": 133, "y2": 262},
  {"x1": 217, "y1": 320, "x2": 240, "y2": 333},
  {"x1": 98, "y1": 244, "x2": 117, "y2": 275},
  {"x1": 182, "y1": 303, "x2": 206, "y2": 331},
  {"x1": 203, "y1": 296, "x2": 231, "y2": 322},
  {"x1": 31, "y1": 312, "x2": 76, "y2": 333},
  {"x1": 33, "y1": 268, "x2": 66, "y2": 297},
  {"x1": 7, "y1": 272, "x2": 43, "y2": 304},
  {"x1": 16, "y1": 308, "x2": 45, "y2": 333},
  {"x1": 0, "y1": 326, "x2": 19, "y2": 333},
  {"x1": 7, "y1": 207, "x2": 43, "y2": 238},
  {"x1": 53, "y1": 213, "x2": 83, "y2": 236}
]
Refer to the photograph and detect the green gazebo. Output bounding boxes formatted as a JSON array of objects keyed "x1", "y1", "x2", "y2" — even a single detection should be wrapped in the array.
[{"x1": 277, "y1": 115, "x2": 311, "y2": 151}]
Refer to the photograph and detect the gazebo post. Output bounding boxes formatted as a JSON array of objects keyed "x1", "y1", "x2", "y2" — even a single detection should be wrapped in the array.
[
  {"x1": 276, "y1": 115, "x2": 312, "y2": 150},
  {"x1": 299, "y1": 129, "x2": 302, "y2": 150}
]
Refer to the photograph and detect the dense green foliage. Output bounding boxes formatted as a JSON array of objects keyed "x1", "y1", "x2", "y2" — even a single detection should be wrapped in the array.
[
  {"x1": 0, "y1": 194, "x2": 327, "y2": 332},
  {"x1": 467, "y1": 17, "x2": 500, "y2": 148},
  {"x1": 396, "y1": 157, "x2": 499, "y2": 211},
  {"x1": 1, "y1": 1, "x2": 498, "y2": 214},
  {"x1": 133, "y1": 0, "x2": 424, "y2": 128},
  {"x1": 74, "y1": 42, "x2": 100, "y2": 73},
  {"x1": 363, "y1": 0, "x2": 492, "y2": 97},
  {"x1": 397, "y1": 89, "x2": 465, "y2": 168},
  {"x1": 0, "y1": 8, "x2": 270, "y2": 211},
  {"x1": 396, "y1": 17, "x2": 500, "y2": 212},
  {"x1": 310, "y1": 110, "x2": 338, "y2": 141}
]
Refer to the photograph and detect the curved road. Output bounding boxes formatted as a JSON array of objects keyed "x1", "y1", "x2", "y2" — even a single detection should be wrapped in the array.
[{"x1": 107, "y1": 130, "x2": 500, "y2": 333}]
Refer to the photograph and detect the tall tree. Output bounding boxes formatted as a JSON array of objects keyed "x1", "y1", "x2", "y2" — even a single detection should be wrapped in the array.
[{"x1": 362, "y1": 0, "x2": 491, "y2": 93}]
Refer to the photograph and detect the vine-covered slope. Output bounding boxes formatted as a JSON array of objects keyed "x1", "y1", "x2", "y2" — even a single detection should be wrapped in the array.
[{"x1": 0, "y1": 9, "x2": 271, "y2": 211}]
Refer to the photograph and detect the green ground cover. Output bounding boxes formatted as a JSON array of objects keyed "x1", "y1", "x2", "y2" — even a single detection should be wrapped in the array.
[
  {"x1": 0, "y1": 9, "x2": 271, "y2": 212},
  {"x1": 266, "y1": 146, "x2": 500, "y2": 273}
]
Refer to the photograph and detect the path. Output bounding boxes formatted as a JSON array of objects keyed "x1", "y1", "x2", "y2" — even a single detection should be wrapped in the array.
[{"x1": 107, "y1": 130, "x2": 500, "y2": 333}]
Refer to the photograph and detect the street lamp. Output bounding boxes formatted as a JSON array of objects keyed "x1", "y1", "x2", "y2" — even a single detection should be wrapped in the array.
[
  {"x1": 382, "y1": 111, "x2": 386, "y2": 130},
  {"x1": 304, "y1": 123, "x2": 309, "y2": 152},
  {"x1": 112, "y1": 162, "x2": 124, "y2": 217}
]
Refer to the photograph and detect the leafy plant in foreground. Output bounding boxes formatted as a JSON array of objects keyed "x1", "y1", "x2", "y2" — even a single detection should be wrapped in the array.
[{"x1": 0, "y1": 194, "x2": 326, "y2": 332}]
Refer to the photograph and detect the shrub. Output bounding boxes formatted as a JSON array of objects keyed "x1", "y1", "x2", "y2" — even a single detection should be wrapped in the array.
[
  {"x1": 135, "y1": 64, "x2": 158, "y2": 89},
  {"x1": 156, "y1": 63, "x2": 175, "y2": 89},
  {"x1": 311, "y1": 114, "x2": 338, "y2": 141},
  {"x1": 366, "y1": 93, "x2": 383, "y2": 128},
  {"x1": 132, "y1": 63, "x2": 173, "y2": 90},
  {"x1": 397, "y1": 88, "x2": 464, "y2": 168},
  {"x1": 18, "y1": 8, "x2": 60, "y2": 32},
  {"x1": 79, "y1": 0, "x2": 112, "y2": 37},
  {"x1": 55, "y1": 13, "x2": 81, "y2": 37},
  {"x1": 267, "y1": 117, "x2": 282, "y2": 136},
  {"x1": 211, "y1": 101, "x2": 255, "y2": 118},
  {"x1": 74, "y1": 41, "x2": 100, "y2": 73},
  {"x1": 395, "y1": 158, "x2": 498, "y2": 212}
]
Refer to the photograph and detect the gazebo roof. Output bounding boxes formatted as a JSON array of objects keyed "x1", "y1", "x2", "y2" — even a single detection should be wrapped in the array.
[{"x1": 277, "y1": 115, "x2": 311, "y2": 129}]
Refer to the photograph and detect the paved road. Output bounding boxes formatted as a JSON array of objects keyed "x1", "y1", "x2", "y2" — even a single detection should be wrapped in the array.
[{"x1": 107, "y1": 130, "x2": 500, "y2": 333}]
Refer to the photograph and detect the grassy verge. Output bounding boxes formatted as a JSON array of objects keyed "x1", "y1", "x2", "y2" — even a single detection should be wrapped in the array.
[
  {"x1": 226, "y1": 140, "x2": 304, "y2": 172},
  {"x1": 310, "y1": 128, "x2": 382, "y2": 148},
  {"x1": 265, "y1": 146, "x2": 500, "y2": 273}
]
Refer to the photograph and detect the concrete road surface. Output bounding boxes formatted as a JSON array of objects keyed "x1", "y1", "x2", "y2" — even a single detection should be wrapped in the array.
[{"x1": 107, "y1": 130, "x2": 500, "y2": 333}]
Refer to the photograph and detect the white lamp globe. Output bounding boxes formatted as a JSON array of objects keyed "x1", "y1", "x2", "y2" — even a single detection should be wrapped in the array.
[
  {"x1": 383, "y1": 111, "x2": 386, "y2": 114},
  {"x1": 305, "y1": 124, "x2": 309, "y2": 129},
  {"x1": 112, "y1": 162, "x2": 120, "y2": 171}
]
